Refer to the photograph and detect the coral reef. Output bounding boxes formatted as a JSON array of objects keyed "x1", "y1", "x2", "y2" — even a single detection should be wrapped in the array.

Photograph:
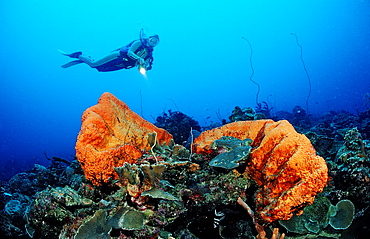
[
  {"x1": 25, "y1": 185, "x2": 95, "y2": 238},
  {"x1": 74, "y1": 209, "x2": 112, "y2": 239},
  {"x1": 229, "y1": 106, "x2": 266, "y2": 122},
  {"x1": 359, "y1": 108, "x2": 370, "y2": 138},
  {"x1": 194, "y1": 119, "x2": 328, "y2": 224},
  {"x1": 114, "y1": 161, "x2": 179, "y2": 202},
  {"x1": 255, "y1": 101, "x2": 274, "y2": 119},
  {"x1": 336, "y1": 127, "x2": 368, "y2": 162},
  {"x1": 325, "y1": 128, "x2": 370, "y2": 215},
  {"x1": 2, "y1": 93, "x2": 370, "y2": 239},
  {"x1": 7, "y1": 162, "x2": 72, "y2": 196},
  {"x1": 279, "y1": 196, "x2": 333, "y2": 234},
  {"x1": 279, "y1": 196, "x2": 355, "y2": 236},
  {"x1": 75, "y1": 92, "x2": 173, "y2": 185},
  {"x1": 238, "y1": 197, "x2": 285, "y2": 239},
  {"x1": 154, "y1": 110, "x2": 201, "y2": 145},
  {"x1": 279, "y1": 196, "x2": 355, "y2": 235}
]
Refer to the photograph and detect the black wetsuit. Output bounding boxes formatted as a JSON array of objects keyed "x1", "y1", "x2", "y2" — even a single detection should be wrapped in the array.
[{"x1": 95, "y1": 40, "x2": 154, "y2": 72}]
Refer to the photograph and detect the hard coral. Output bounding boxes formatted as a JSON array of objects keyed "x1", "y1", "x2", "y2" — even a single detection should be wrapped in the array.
[
  {"x1": 154, "y1": 110, "x2": 201, "y2": 144},
  {"x1": 194, "y1": 119, "x2": 328, "y2": 224},
  {"x1": 75, "y1": 92, "x2": 173, "y2": 185}
]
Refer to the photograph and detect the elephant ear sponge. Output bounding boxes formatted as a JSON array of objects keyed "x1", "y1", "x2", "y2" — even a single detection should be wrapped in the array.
[
  {"x1": 193, "y1": 119, "x2": 328, "y2": 225},
  {"x1": 75, "y1": 92, "x2": 173, "y2": 186}
]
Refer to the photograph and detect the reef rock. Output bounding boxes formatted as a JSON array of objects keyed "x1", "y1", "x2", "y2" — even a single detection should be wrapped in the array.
[
  {"x1": 193, "y1": 119, "x2": 328, "y2": 224},
  {"x1": 75, "y1": 92, "x2": 173, "y2": 185}
]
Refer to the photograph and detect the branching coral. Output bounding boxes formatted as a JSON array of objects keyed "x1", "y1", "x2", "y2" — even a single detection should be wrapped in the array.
[{"x1": 238, "y1": 197, "x2": 285, "y2": 239}]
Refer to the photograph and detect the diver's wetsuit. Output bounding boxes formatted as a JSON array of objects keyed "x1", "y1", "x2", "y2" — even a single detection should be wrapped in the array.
[
  {"x1": 61, "y1": 31, "x2": 157, "y2": 72},
  {"x1": 95, "y1": 41, "x2": 154, "y2": 72}
]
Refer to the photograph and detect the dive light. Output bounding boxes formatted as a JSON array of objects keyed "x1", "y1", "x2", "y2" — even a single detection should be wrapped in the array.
[{"x1": 138, "y1": 65, "x2": 147, "y2": 75}]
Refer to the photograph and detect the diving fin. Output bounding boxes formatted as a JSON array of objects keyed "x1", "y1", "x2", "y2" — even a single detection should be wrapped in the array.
[
  {"x1": 58, "y1": 49, "x2": 82, "y2": 58},
  {"x1": 58, "y1": 49, "x2": 68, "y2": 55},
  {"x1": 61, "y1": 60, "x2": 83, "y2": 68}
]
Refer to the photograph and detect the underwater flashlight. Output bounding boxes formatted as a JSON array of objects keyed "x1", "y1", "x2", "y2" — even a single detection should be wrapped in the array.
[{"x1": 139, "y1": 65, "x2": 147, "y2": 75}]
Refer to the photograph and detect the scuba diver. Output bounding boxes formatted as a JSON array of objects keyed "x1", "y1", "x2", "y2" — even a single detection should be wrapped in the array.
[{"x1": 60, "y1": 29, "x2": 159, "y2": 72}]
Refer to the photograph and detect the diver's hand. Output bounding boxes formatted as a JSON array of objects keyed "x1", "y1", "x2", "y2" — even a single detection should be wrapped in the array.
[{"x1": 138, "y1": 58, "x2": 145, "y2": 66}]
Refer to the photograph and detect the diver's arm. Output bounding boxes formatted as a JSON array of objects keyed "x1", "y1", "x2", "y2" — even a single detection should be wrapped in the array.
[
  {"x1": 144, "y1": 57, "x2": 153, "y2": 70},
  {"x1": 79, "y1": 51, "x2": 121, "y2": 67},
  {"x1": 127, "y1": 40, "x2": 144, "y2": 63}
]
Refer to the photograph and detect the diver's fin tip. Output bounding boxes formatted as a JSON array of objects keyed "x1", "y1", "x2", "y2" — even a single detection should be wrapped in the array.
[
  {"x1": 61, "y1": 60, "x2": 83, "y2": 68},
  {"x1": 58, "y1": 49, "x2": 67, "y2": 55},
  {"x1": 59, "y1": 50, "x2": 82, "y2": 58}
]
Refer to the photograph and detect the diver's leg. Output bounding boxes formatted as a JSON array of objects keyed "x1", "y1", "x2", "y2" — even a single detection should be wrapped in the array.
[
  {"x1": 78, "y1": 51, "x2": 121, "y2": 67},
  {"x1": 61, "y1": 60, "x2": 83, "y2": 68}
]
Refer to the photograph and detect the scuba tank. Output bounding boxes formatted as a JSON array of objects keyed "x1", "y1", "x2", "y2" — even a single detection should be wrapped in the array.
[{"x1": 139, "y1": 28, "x2": 148, "y2": 45}]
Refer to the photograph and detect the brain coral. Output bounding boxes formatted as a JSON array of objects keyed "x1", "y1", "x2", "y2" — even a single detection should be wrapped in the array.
[
  {"x1": 193, "y1": 119, "x2": 328, "y2": 224},
  {"x1": 75, "y1": 92, "x2": 173, "y2": 185}
]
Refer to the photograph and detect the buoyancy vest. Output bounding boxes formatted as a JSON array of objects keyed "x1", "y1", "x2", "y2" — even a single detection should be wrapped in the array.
[
  {"x1": 120, "y1": 40, "x2": 153, "y2": 61},
  {"x1": 95, "y1": 41, "x2": 153, "y2": 72}
]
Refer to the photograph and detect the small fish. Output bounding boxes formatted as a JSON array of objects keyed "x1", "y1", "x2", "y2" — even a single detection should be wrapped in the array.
[{"x1": 214, "y1": 209, "x2": 225, "y2": 228}]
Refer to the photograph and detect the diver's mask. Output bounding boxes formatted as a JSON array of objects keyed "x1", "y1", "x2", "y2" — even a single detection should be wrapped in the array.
[{"x1": 147, "y1": 35, "x2": 159, "y2": 47}]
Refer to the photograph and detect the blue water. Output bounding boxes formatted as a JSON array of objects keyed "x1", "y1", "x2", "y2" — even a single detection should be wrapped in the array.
[{"x1": 1, "y1": 0, "x2": 369, "y2": 180}]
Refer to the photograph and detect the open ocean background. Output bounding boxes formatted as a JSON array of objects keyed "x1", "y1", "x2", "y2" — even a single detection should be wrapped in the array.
[{"x1": 1, "y1": 0, "x2": 369, "y2": 180}]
